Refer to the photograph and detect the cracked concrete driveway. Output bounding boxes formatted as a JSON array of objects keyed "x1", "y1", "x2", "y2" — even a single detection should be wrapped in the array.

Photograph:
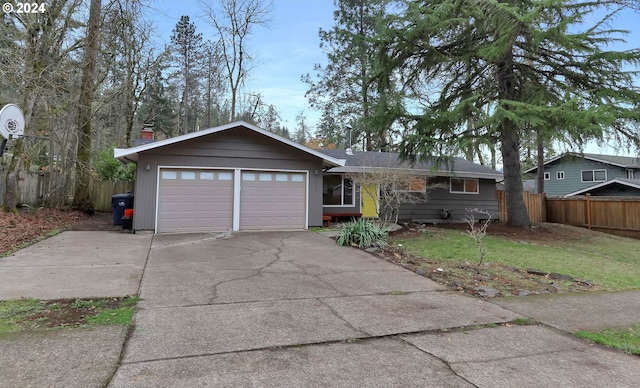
[
  {"x1": 3, "y1": 230, "x2": 639, "y2": 387},
  {"x1": 110, "y1": 232, "x2": 488, "y2": 386}
]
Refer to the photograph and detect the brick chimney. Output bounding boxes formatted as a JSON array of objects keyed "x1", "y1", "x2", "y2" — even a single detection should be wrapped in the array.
[{"x1": 141, "y1": 126, "x2": 154, "y2": 140}]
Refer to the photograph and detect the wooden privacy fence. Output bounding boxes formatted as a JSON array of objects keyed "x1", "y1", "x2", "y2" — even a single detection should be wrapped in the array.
[
  {"x1": 0, "y1": 170, "x2": 133, "y2": 212},
  {"x1": 90, "y1": 180, "x2": 135, "y2": 212},
  {"x1": 496, "y1": 190, "x2": 546, "y2": 223},
  {"x1": 547, "y1": 195, "x2": 640, "y2": 240},
  {"x1": 497, "y1": 189, "x2": 640, "y2": 239}
]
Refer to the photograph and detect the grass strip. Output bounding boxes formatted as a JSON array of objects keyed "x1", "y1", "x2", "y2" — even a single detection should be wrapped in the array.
[{"x1": 575, "y1": 325, "x2": 640, "y2": 356}]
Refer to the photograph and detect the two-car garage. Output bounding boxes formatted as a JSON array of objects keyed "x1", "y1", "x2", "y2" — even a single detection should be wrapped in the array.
[
  {"x1": 157, "y1": 168, "x2": 307, "y2": 233},
  {"x1": 114, "y1": 122, "x2": 344, "y2": 233}
]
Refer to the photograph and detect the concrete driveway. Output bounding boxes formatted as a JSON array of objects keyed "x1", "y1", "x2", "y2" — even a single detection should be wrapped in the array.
[
  {"x1": 2, "y1": 231, "x2": 638, "y2": 387},
  {"x1": 109, "y1": 231, "x2": 640, "y2": 387}
]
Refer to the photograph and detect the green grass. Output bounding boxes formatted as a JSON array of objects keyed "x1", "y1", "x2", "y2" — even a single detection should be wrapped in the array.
[
  {"x1": 575, "y1": 325, "x2": 640, "y2": 356},
  {"x1": 392, "y1": 229, "x2": 640, "y2": 290},
  {"x1": 0, "y1": 296, "x2": 138, "y2": 334},
  {"x1": 513, "y1": 317, "x2": 537, "y2": 326},
  {"x1": 0, "y1": 299, "x2": 45, "y2": 333},
  {"x1": 87, "y1": 297, "x2": 138, "y2": 325}
]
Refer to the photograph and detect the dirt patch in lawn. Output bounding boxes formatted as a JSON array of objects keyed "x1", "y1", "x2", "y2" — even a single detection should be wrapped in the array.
[
  {"x1": 381, "y1": 245, "x2": 598, "y2": 298},
  {"x1": 2, "y1": 297, "x2": 136, "y2": 331},
  {"x1": 384, "y1": 222, "x2": 603, "y2": 298},
  {"x1": 395, "y1": 221, "x2": 593, "y2": 243}
]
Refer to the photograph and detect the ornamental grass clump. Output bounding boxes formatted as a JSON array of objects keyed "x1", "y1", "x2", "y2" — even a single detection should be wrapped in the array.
[{"x1": 336, "y1": 218, "x2": 390, "y2": 248}]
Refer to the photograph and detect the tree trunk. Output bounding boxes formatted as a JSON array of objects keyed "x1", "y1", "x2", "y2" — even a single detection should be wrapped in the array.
[
  {"x1": 501, "y1": 122, "x2": 530, "y2": 228},
  {"x1": 497, "y1": 46, "x2": 529, "y2": 228},
  {"x1": 125, "y1": 84, "x2": 135, "y2": 147},
  {"x1": 3, "y1": 147, "x2": 23, "y2": 213},
  {"x1": 73, "y1": 0, "x2": 101, "y2": 213},
  {"x1": 536, "y1": 127, "x2": 545, "y2": 194}
]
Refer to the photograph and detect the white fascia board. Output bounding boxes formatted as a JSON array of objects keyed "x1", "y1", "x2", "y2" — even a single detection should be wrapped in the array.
[{"x1": 564, "y1": 178, "x2": 640, "y2": 196}]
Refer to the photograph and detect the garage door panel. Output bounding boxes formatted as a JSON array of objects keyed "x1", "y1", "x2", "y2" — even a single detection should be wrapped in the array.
[
  {"x1": 240, "y1": 171, "x2": 306, "y2": 230},
  {"x1": 158, "y1": 169, "x2": 233, "y2": 233}
]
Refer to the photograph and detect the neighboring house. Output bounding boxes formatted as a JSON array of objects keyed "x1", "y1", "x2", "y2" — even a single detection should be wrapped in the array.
[
  {"x1": 115, "y1": 121, "x2": 503, "y2": 233},
  {"x1": 525, "y1": 152, "x2": 640, "y2": 197}
]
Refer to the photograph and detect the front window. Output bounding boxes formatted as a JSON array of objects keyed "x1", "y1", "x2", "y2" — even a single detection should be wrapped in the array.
[
  {"x1": 581, "y1": 170, "x2": 607, "y2": 182},
  {"x1": 544, "y1": 172, "x2": 550, "y2": 180},
  {"x1": 556, "y1": 171, "x2": 565, "y2": 180},
  {"x1": 323, "y1": 175, "x2": 354, "y2": 206},
  {"x1": 626, "y1": 169, "x2": 635, "y2": 179},
  {"x1": 450, "y1": 178, "x2": 479, "y2": 194},
  {"x1": 396, "y1": 177, "x2": 426, "y2": 192}
]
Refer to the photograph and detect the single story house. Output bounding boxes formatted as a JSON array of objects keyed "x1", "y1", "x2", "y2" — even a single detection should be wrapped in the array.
[
  {"x1": 115, "y1": 121, "x2": 503, "y2": 233},
  {"x1": 320, "y1": 149, "x2": 502, "y2": 222},
  {"x1": 524, "y1": 152, "x2": 640, "y2": 197}
]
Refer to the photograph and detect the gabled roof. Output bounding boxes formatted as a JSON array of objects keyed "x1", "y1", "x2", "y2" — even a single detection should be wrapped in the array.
[
  {"x1": 565, "y1": 178, "x2": 640, "y2": 196},
  {"x1": 321, "y1": 149, "x2": 503, "y2": 180},
  {"x1": 114, "y1": 121, "x2": 345, "y2": 167},
  {"x1": 525, "y1": 152, "x2": 640, "y2": 173}
]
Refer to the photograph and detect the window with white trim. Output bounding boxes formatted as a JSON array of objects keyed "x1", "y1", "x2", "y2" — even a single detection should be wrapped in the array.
[
  {"x1": 450, "y1": 178, "x2": 479, "y2": 194},
  {"x1": 626, "y1": 169, "x2": 635, "y2": 179},
  {"x1": 543, "y1": 172, "x2": 550, "y2": 180},
  {"x1": 581, "y1": 169, "x2": 607, "y2": 182},
  {"x1": 323, "y1": 175, "x2": 354, "y2": 206},
  {"x1": 556, "y1": 171, "x2": 565, "y2": 180}
]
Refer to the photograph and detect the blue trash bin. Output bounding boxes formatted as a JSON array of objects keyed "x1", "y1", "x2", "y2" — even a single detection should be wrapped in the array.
[{"x1": 111, "y1": 193, "x2": 134, "y2": 226}]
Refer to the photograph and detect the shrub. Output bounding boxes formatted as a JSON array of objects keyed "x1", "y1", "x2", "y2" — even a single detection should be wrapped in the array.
[
  {"x1": 94, "y1": 147, "x2": 136, "y2": 181},
  {"x1": 336, "y1": 218, "x2": 390, "y2": 248}
]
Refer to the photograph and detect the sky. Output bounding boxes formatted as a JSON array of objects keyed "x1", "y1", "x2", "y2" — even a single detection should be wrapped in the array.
[
  {"x1": 146, "y1": 1, "x2": 640, "y2": 156},
  {"x1": 147, "y1": 0, "x2": 335, "y2": 129}
]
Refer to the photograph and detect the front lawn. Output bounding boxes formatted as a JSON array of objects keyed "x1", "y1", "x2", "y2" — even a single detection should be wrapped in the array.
[{"x1": 389, "y1": 223, "x2": 640, "y2": 294}]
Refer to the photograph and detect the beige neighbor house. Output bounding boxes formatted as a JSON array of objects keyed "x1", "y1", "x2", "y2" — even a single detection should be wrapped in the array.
[{"x1": 115, "y1": 121, "x2": 503, "y2": 234}]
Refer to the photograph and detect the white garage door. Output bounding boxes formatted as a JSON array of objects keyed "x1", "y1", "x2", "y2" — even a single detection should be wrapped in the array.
[
  {"x1": 240, "y1": 171, "x2": 306, "y2": 230},
  {"x1": 157, "y1": 169, "x2": 234, "y2": 233}
]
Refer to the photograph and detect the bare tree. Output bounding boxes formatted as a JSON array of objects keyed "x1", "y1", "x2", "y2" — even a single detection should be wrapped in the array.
[
  {"x1": 345, "y1": 159, "x2": 444, "y2": 224},
  {"x1": 73, "y1": 0, "x2": 102, "y2": 212},
  {"x1": 200, "y1": 0, "x2": 273, "y2": 121},
  {"x1": 102, "y1": 0, "x2": 153, "y2": 147},
  {"x1": 464, "y1": 208, "x2": 492, "y2": 272},
  {"x1": 2, "y1": 0, "x2": 83, "y2": 211}
]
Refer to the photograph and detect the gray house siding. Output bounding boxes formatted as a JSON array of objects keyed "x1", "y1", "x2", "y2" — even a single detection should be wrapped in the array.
[
  {"x1": 398, "y1": 177, "x2": 499, "y2": 222},
  {"x1": 132, "y1": 128, "x2": 324, "y2": 231},
  {"x1": 538, "y1": 156, "x2": 631, "y2": 196}
]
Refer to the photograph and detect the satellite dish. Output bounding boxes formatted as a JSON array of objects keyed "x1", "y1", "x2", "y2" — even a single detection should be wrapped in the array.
[{"x1": 0, "y1": 104, "x2": 25, "y2": 140}]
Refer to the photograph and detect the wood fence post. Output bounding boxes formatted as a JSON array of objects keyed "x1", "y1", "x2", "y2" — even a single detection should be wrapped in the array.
[{"x1": 586, "y1": 194, "x2": 591, "y2": 229}]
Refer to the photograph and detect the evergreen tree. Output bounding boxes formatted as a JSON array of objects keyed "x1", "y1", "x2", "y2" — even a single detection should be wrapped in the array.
[
  {"x1": 138, "y1": 57, "x2": 177, "y2": 139},
  {"x1": 370, "y1": 0, "x2": 640, "y2": 228},
  {"x1": 303, "y1": 0, "x2": 390, "y2": 151},
  {"x1": 293, "y1": 112, "x2": 311, "y2": 145},
  {"x1": 170, "y1": 15, "x2": 204, "y2": 135}
]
